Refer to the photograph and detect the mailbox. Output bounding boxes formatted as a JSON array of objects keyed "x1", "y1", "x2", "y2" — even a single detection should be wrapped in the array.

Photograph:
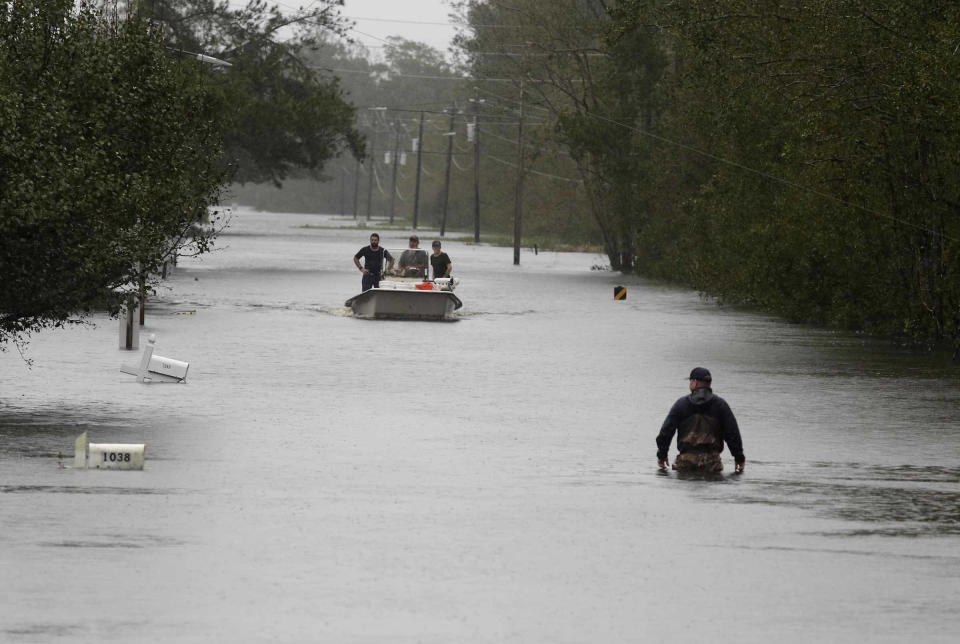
[
  {"x1": 120, "y1": 334, "x2": 189, "y2": 383},
  {"x1": 87, "y1": 442, "x2": 145, "y2": 470},
  {"x1": 148, "y1": 355, "x2": 189, "y2": 381},
  {"x1": 74, "y1": 432, "x2": 145, "y2": 470}
]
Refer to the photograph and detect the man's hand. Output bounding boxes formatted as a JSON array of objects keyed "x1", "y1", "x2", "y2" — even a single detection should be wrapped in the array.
[
  {"x1": 735, "y1": 460, "x2": 745, "y2": 473},
  {"x1": 658, "y1": 458, "x2": 669, "y2": 470}
]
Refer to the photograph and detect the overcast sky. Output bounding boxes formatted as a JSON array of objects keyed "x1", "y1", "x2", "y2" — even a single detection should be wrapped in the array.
[
  {"x1": 243, "y1": 1, "x2": 460, "y2": 55},
  {"x1": 224, "y1": 1, "x2": 459, "y2": 54},
  {"x1": 340, "y1": 0, "x2": 459, "y2": 54}
]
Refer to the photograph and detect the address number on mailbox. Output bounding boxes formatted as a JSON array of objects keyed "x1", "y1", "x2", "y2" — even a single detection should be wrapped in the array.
[{"x1": 102, "y1": 452, "x2": 133, "y2": 463}]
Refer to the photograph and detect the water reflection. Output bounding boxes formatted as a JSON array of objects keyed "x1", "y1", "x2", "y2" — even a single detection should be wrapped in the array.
[
  {"x1": 693, "y1": 462, "x2": 960, "y2": 537},
  {"x1": 0, "y1": 410, "x2": 133, "y2": 459},
  {"x1": 0, "y1": 485, "x2": 177, "y2": 495},
  {"x1": 39, "y1": 535, "x2": 185, "y2": 548},
  {"x1": 4, "y1": 209, "x2": 960, "y2": 641},
  {"x1": 3, "y1": 625, "x2": 83, "y2": 639},
  {"x1": 673, "y1": 469, "x2": 735, "y2": 483},
  {"x1": 707, "y1": 543, "x2": 959, "y2": 561},
  {"x1": 571, "y1": 459, "x2": 960, "y2": 538}
]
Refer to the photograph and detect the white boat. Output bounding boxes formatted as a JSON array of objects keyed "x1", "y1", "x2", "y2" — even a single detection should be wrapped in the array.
[
  {"x1": 346, "y1": 249, "x2": 461, "y2": 320},
  {"x1": 345, "y1": 280, "x2": 461, "y2": 320}
]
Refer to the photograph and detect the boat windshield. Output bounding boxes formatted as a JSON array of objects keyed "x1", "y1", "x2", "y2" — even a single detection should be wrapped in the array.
[{"x1": 385, "y1": 247, "x2": 430, "y2": 279}]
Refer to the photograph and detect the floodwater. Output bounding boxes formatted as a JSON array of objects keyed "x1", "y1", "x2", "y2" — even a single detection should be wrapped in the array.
[{"x1": 2, "y1": 209, "x2": 959, "y2": 643}]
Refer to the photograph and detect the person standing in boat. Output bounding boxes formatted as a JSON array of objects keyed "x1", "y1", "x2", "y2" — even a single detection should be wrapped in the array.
[
  {"x1": 353, "y1": 233, "x2": 394, "y2": 291},
  {"x1": 656, "y1": 367, "x2": 746, "y2": 473},
  {"x1": 397, "y1": 235, "x2": 429, "y2": 277},
  {"x1": 430, "y1": 240, "x2": 452, "y2": 279}
]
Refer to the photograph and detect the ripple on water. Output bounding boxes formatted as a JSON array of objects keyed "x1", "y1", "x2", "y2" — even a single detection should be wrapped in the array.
[
  {"x1": 696, "y1": 461, "x2": 960, "y2": 537},
  {"x1": 0, "y1": 485, "x2": 182, "y2": 495},
  {"x1": 3, "y1": 624, "x2": 84, "y2": 639},
  {"x1": 39, "y1": 534, "x2": 185, "y2": 548}
]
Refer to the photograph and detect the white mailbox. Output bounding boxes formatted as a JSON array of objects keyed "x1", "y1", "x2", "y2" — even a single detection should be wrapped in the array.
[
  {"x1": 148, "y1": 355, "x2": 189, "y2": 381},
  {"x1": 120, "y1": 334, "x2": 189, "y2": 383},
  {"x1": 74, "y1": 432, "x2": 145, "y2": 470}
]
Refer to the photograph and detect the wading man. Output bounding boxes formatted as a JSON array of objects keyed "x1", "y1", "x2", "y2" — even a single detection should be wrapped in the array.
[
  {"x1": 656, "y1": 367, "x2": 745, "y2": 473},
  {"x1": 353, "y1": 233, "x2": 394, "y2": 291}
]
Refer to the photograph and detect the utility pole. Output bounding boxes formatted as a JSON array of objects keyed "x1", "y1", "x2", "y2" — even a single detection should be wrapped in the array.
[
  {"x1": 352, "y1": 156, "x2": 360, "y2": 219},
  {"x1": 366, "y1": 109, "x2": 387, "y2": 222},
  {"x1": 339, "y1": 165, "x2": 346, "y2": 216},
  {"x1": 412, "y1": 111, "x2": 424, "y2": 230},
  {"x1": 389, "y1": 119, "x2": 399, "y2": 224},
  {"x1": 138, "y1": 275, "x2": 146, "y2": 326},
  {"x1": 365, "y1": 155, "x2": 374, "y2": 223},
  {"x1": 472, "y1": 87, "x2": 481, "y2": 244},
  {"x1": 440, "y1": 105, "x2": 455, "y2": 237},
  {"x1": 513, "y1": 80, "x2": 525, "y2": 265}
]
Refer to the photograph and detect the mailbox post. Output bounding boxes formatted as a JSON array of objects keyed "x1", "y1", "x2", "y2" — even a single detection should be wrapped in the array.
[{"x1": 119, "y1": 295, "x2": 139, "y2": 349}]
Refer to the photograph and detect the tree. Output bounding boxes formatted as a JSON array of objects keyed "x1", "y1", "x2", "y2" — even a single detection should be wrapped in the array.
[
  {"x1": 131, "y1": 0, "x2": 364, "y2": 185},
  {"x1": 234, "y1": 36, "x2": 473, "y2": 228},
  {"x1": 0, "y1": 0, "x2": 226, "y2": 348},
  {"x1": 612, "y1": 0, "x2": 960, "y2": 348},
  {"x1": 455, "y1": 0, "x2": 666, "y2": 268}
]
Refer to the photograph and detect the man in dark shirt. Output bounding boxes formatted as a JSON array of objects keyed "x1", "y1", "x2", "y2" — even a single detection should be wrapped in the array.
[
  {"x1": 430, "y1": 240, "x2": 452, "y2": 279},
  {"x1": 397, "y1": 235, "x2": 429, "y2": 277},
  {"x1": 353, "y1": 233, "x2": 394, "y2": 291},
  {"x1": 656, "y1": 367, "x2": 746, "y2": 473}
]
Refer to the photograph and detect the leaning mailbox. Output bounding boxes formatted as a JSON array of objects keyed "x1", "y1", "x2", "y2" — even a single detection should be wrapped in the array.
[
  {"x1": 74, "y1": 432, "x2": 145, "y2": 471},
  {"x1": 147, "y1": 354, "x2": 189, "y2": 381},
  {"x1": 120, "y1": 334, "x2": 189, "y2": 383}
]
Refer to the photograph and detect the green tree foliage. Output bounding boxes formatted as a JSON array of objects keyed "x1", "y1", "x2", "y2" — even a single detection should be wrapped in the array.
[
  {"x1": 135, "y1": 0, "x2": 363, "y2": 185},
  {"x1": 447, "y1": 0, "x2": 960, "y2": 348},
  {"x1": 231, "y1": 36, "x2": 468, "y2": 224},
  {"x1": 612, "y1": 0, "x2": 960, "y2": 347},
  {"x1": 455, "y1": 0, "x2": 665, "y2": 267},
  {"x1": 0, "y1": 0, "x2": 226, "y2": 347}
]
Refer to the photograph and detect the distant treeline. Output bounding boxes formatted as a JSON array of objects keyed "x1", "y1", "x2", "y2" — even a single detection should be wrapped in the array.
[
  {"x1": 233, "y1": 37, "x2": 603, "y2": 248},
  {"x1": 235, "y1": 2, "x2": 960, "y2": 351}
]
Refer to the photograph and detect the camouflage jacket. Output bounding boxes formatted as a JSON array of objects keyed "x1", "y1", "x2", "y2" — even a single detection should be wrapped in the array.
[{"x1": 656, "y1": 387, "x2": 745, "y2": 463}]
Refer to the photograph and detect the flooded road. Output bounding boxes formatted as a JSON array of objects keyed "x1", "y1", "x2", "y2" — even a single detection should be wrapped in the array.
[{"x1": 2, "y1": 209, "x2": 959, "y2": 643}]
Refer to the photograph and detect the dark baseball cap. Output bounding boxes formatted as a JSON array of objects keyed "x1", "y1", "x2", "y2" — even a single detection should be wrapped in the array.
[
  {"x1": 432, "y1": 240, "x2": 441, "y2": 247},
  {"x1": 688, "y1": 367, "x2": 711, "y2": 381}
]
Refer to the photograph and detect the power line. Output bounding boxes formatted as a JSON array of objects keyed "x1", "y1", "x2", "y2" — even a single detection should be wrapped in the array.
[
  {"x1": 349, "y1": 28, "x2": 391, "y2": 45},
  {"x1": 372, "y1": 163, "x2": 388, "y2": 197},
  {"x1": 344, "y1": 16, "x2": 455, "y2": 27},
  {"x1": 243, "y1": 2, "x2": 520, "y2": 29},
  {"x1": 451, "y1": 156, "x2": 473, "y2": 172},
  {"x1": 318, "y1": 65, "x2": 583, "y2": 84},
  {"x1": 367, "y1": 149, "x2": 473, "y2": 156},
  {"x1": 341, "y1": 16, "x2": 525, "y2": 29},
  {"x1": 354, "y1": 101, "x2": 456, "y2": 110},
  {"x1": 486, "y1": 154, "x2": 582, "y2": 184},
  {"x1": 478, "y1": 127, "x2": 573, "y2": 157}
]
